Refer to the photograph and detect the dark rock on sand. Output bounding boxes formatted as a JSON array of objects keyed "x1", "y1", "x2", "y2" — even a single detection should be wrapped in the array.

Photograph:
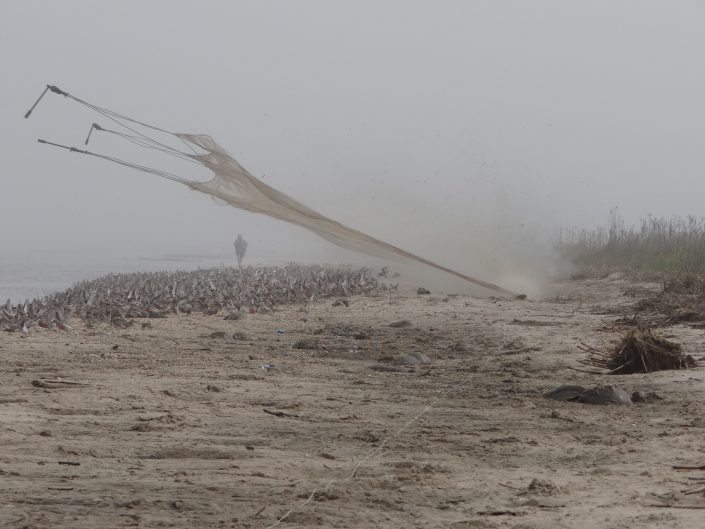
[
  {"x1": 544, "y1": 384, "x2": 632, "y2": 405},
  {"x1": 293, "y1": 339, "x2": 317, "y2": 350}
]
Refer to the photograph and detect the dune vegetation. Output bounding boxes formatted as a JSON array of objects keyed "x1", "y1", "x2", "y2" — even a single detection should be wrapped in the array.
[{"x1": 556, "y1": 209, "x2": 705, "y2": 275}]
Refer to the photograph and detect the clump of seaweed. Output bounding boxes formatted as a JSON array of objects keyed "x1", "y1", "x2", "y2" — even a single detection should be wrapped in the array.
[{"x1": 579, "y1": 327, "x2": 696, "y2": 374}]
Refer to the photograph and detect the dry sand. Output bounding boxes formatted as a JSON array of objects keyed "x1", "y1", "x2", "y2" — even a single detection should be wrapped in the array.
[{"x1": 1, "y1": 275, "x2": 704, "y2": 528}]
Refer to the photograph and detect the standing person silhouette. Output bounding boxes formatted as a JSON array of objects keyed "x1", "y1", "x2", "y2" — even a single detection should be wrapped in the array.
[{"x1": 234, "y1": 234, "x2": 248, "y2": 268}]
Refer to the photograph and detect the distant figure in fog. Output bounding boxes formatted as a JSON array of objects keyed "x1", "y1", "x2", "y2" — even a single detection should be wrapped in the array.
[{"x1": 234, "y1": 234, "x2": 248, "y2": 267}]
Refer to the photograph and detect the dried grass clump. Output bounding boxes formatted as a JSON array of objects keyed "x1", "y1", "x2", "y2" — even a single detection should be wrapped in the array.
[
  {"x1": 579, "y1": 328, "x2": 696, "y2": 374},
  {"x1": 629, "y1": 273, "x2": 705, "y2": 327}
]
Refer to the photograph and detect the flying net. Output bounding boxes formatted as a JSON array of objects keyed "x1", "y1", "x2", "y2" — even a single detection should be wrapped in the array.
[{"x1": 27, "y1": 85, "x2": 517, "y2": 295}]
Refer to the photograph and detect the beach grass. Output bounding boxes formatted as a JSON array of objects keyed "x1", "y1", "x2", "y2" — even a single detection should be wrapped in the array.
[{"x1": 556, "y1": 209, "x2": 705, "y2": 275}]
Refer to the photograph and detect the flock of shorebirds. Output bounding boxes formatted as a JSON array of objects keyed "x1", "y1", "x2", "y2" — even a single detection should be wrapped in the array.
[{"x1": 1, "y1": 264, "x2": 379, "y2": 332}]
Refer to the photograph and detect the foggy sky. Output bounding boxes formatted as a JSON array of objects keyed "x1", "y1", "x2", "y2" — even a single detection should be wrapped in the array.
[{"x1": 1, "y1": 1, "x2": 704, "y2": 285}]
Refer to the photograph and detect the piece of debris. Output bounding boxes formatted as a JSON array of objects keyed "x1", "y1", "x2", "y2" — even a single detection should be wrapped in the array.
[
  {"x1": 369, "y1": 364, "x2": 404, "y2": 373},
  {"x1": 275, "y1": 328, "x2": 286, "y2": 334},
  {"x1": 31, "y1": 379, "x2": 86, "y2": 389},
  {"x1": 389, "y1": 320, "x2": 412, "y2": 328},
  {"x1": 206, "y1": 384, "x2": 222, "y2": 393},
  {"x1": 292, "y1": 339, "x2": 317, "y2": 350},
  {"x1": 232, "y1": 332, "x2": 248, "y2": 341},
  {"x1": 475, "y1": 509, "x2": 525, "y2": 516},
  {"x1": 580, "y1": 327, "x2": 696, "y2": 374},
  {"x1": 544, "y1": 384, "x2": 632, "y2": 405},
  {"x1": 314, "y1": 322, "x2": 372, "y2": 339},
  {"x1": 263, "y1": 408, "x2": 298, "y2": 418},
  {"x1": 259, "y1": 364, "x2": 274, "y2": 371},
  {"x1": 631, "y1": 391, "x2": 662, "y2": 403},
  {"x1": 398, "y1": 352, "x2": 431, "y2": 365},
  {"x1": 509, "y1": 319, "x2": 564, "y2": 327},
  {"x1": 518, "y1": 497, "x2": 568, "y2": 508},
  {"x1": 527, "y1": 478, "x2": 559, "y2": 495},
  {"x1": 130, "y1": 422, "x2": 153, "y2": 432},
  {"x1": 416, "y1": 287, "x2": 431, "y2": 295}
]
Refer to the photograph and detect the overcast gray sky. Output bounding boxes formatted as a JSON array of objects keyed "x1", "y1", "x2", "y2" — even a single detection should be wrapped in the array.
[{"x1": 1, "y1": 1, "x2": 704, "y2": 287}]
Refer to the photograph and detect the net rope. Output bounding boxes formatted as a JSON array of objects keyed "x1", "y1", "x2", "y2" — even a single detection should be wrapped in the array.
[{"x1": 28, "y1": 84, "x2": 516, "y2": 295}]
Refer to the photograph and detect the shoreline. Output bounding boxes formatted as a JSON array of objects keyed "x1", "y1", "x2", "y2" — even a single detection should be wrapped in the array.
[
  {"x1": 1, "y1": 264, "x2": 382, "y2": 332},
  {"x1": 0, "y1": 256, "x2": 366, "y2": 305}
]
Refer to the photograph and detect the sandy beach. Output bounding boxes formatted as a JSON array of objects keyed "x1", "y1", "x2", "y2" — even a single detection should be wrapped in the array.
[{"x1": 1, "y1": 274, "x2": 704, "y2": 529}]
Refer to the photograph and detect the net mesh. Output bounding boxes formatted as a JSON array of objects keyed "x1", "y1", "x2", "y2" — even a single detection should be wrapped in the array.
[
  {"x1": 28, "y1": 85, "x2": 516, "y2": 295},
  {"x1": 178, "y1": 134, "x2": 514, "y2": 294}
]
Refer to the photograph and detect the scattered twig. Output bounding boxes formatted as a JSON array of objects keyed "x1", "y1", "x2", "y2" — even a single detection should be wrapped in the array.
[
  {"x1": 136, "y1": 415, "x2": 167, "y2": 422},
  {"x1": 498, "y1": 482, "x2": 524, "y2": 491},
  {"x1": 646, "y1": 504, "x2": 705, "y2": 510},
  {"x1": 43, "y1": 379, "x2": 86, "y2": 385},
  {"x1": 263, "y1": 408, "x2": 299, "y2": 418},
  {"x1": 32, "y1": 379, "x2": 88, "y2": 388},
  {"x1": 682, "y1": 486, "x2": 705, "y2": 496}
]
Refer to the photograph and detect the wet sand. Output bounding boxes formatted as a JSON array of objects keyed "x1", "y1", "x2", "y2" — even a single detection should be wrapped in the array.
[{"x1": 1, "y1": 275, "x2": 704, "y2": 528}]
